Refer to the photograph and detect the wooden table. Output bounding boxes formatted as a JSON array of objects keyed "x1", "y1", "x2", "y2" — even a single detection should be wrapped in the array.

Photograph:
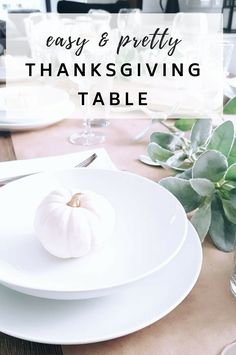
[{"x1": 0, "y1": 119, "x2": 236, "y2": 355}]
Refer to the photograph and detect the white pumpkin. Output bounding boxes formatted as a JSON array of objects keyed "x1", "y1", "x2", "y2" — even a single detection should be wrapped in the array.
[{"x1": 34, "y1": 188, "x2": 115, "y2": 259}]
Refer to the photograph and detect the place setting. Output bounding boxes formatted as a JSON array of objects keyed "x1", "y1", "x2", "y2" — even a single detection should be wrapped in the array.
[
  {"x1": 0, "y1": 148, "x2": 202, "y2": 344},
  {"x1": 1, "y1": 2, "x2": 236, "y2": 354}
]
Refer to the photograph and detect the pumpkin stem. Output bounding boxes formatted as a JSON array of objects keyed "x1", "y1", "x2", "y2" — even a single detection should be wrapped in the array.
[{"x1": 67, "y1": 193, "x2": 82, "y2": 208}]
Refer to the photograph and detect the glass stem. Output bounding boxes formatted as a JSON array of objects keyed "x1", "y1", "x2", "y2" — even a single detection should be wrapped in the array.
[
  {"x1": 84, "y1": 89, "x2": 92, "y2": 136},
  {"x1": 85, "y1": 119, "x2": 91, "y2": 136}
]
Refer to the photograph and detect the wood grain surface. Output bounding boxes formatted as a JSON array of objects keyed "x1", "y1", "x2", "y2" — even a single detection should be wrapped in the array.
[
  {"x1": 0, "y1": 334, "x2": 63, "y2": 355},
  {"x1": 0, "y1": 131, "x2": 16, "y2": 161}
]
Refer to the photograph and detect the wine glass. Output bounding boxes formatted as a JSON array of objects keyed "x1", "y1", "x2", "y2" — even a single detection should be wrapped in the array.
[
  {"x1": 87, "y1": 9, "x2": 111, "y2": 129},
  {"x1": 223, "y1": 41, "x2": 234, "y2": 78},
  {"x1": 69, "y1": 90, "x2": 107, "y2": 146},
  {"x1": 68, "y1": 54, "x2": 106, "y2": 146},
  {"x1": 220, "y1": 242, "x2": 236, "y2": 354},
  {"x1": 117, "y1": 8, "x2": 141, "y2": 36},
  {"x1": 68, "y1": 16, "x2": 113, "y2": 145}
]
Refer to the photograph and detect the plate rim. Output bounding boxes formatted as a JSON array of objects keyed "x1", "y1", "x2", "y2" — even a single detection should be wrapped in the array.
[{"x1": 0, "y1": 222, "x2": 202, "y2": 345}]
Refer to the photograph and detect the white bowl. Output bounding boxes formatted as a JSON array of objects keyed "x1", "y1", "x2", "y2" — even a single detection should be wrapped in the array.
[{"x1": 0, "y1": 169, "x2": 188, "y2": 299}]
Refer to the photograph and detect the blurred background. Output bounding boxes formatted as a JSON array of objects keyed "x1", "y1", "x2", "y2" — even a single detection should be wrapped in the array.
[
  {"x1": 0, "y1": 0, "x2": 235, "y2": 74},
  {"x1": 0, "y1": 0, "x2": 227, "y2": 14}
]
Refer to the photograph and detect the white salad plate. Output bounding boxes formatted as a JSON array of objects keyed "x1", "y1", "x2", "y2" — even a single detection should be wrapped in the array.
[
  {"x1": 0, "y1": 222, "x2": 202, "y2": 344},
  {"x1": 0, "y1": 169, "x2": 187, "y2": 300},
  {"x1": 0, "y1": 86, "x2": 74, "y2": 131}
]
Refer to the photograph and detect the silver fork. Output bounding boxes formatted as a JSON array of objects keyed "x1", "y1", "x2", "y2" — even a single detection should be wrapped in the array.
[{"x1": 0, "y1": 153, "x2": 97, "y2": 187}]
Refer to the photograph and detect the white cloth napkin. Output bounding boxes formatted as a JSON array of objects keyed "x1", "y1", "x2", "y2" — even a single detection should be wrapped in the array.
[{"x1": 0, "y1": 148, "x2": 117, "y2": 181}]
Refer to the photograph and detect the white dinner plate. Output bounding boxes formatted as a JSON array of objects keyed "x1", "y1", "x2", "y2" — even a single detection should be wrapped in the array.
[
  {"x1": 0, "y1": 222, "x2": 202, "y2": 344},
  {"x1": 0, "y1": 101, "x2": 74, "y2": 131},
  {"x1": 0, "y1": 169, "x2": 187, "y2": 299},
  {"x1": 0, "y1": 85, "x2": 75, "y2": 130}
]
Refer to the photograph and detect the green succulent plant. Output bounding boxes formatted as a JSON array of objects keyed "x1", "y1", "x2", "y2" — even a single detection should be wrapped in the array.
[{"x1": 147, "y1": 104, "x2": 236, "y2": 251}]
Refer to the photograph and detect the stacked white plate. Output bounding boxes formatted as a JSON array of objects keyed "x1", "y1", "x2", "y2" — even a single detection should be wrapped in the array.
[
  {"x1": 0, "y1": 169, "x2": 202, "y2": 344},
  {"x1": 0, "y1": 85, "x2": 74, "y2": 131}
]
